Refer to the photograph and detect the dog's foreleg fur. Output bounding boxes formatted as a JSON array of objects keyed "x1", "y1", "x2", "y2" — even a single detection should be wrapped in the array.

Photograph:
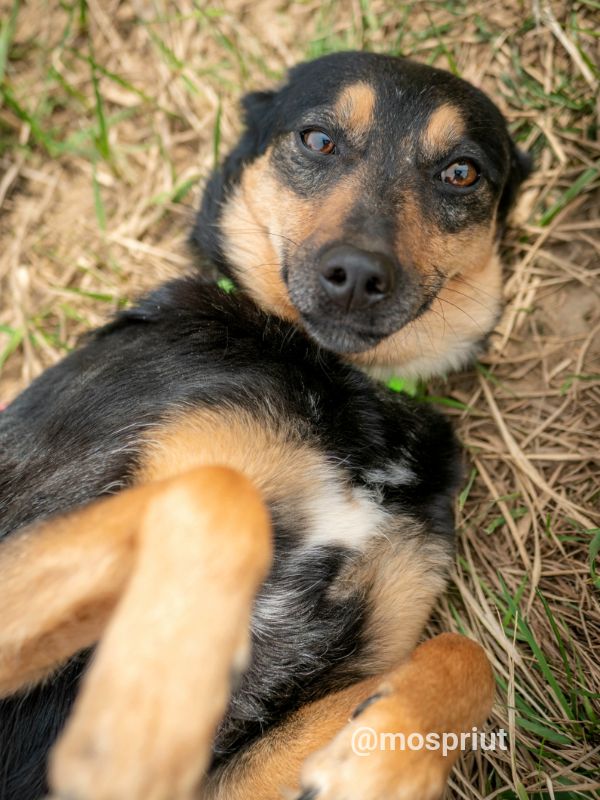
[
  {"x1": 0, "y1": 467, "x2": 271, "y2": 800},
  {"x1": 48, "y1": 466, "x2": 271, "y2": 800},
  {"x1": 206, "y1": 634, "x2": 494, "y2": 800},
  {"x1": 0, "y1": 486, "x2": 152, "y2": 696}
]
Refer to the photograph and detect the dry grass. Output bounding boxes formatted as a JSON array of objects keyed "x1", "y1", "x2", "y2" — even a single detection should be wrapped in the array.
[{"x1": 1, "y1": 1, "x2": 599, "y2": 798}]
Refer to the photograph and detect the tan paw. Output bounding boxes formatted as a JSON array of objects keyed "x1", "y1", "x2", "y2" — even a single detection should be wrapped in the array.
[{"x1": 295, "y1": 692, "x2": 450, "y2": 800}]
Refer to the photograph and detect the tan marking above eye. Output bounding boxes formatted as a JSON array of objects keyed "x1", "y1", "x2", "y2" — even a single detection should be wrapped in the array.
[
  {"x1": 421, "y1": 104, "x2": 465, "y2": 159},
  {"x1": 440, "y1": 160, "x2": 479, "y2": 187},
  {"x1": 334, "y1": 81, "x2": 376, "y2": 145}
]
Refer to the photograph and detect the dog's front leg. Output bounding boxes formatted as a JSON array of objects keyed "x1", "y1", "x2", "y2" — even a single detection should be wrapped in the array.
[
  {"x1": 44, "y1": 466, "x2": 270, "y2": 800},
  {"x1": 0, "y1": 485, "x2": 154, "y2": 696},
  {"x1": 294, "y1": 633, "x2": 494, "y2": 800},
  {"x1": 207, "y1": 634, "x2": 493, "y2": 800}
]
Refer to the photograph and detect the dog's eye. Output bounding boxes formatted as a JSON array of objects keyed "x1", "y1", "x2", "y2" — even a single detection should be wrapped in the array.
[
  {"x1": 300, "y1": 129, "x2": 336, "y2": 155},
  {"x1": 439, "y1": 160, "x2": 479, "y2": 187}
]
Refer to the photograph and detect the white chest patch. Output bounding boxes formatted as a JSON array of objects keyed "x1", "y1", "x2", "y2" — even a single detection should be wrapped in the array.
[{"x1": 302, "y1": 468, "x2": 388, "y2": 550}]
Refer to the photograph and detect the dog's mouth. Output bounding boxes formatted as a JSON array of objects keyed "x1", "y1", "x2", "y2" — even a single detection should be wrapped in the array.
[
  {"x1": 298, "y1": 314, "x2": 392, "y2": 354},
  {"x1": 288, "y1": 266, "x2": 444, "y2": 356}
]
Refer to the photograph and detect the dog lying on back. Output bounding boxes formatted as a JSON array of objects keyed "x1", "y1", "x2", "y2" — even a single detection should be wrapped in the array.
[{"x1": 0, "y1": 52, "x2": 529, "y2": 800}]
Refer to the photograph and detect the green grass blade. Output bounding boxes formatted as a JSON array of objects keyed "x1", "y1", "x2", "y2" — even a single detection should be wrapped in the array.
[
  {"x1": 0, "y1": 328, "x2": 24, "y2": 372},
  {"x1": 515, "y1": 717, "x2": 572, "y2": 745},
  {"x1": 539, "y1": 167, "x2": 599, "y2": 227},
  {"x1": 90, "y1": 61, "x2": 110, "y2": 160},
  {"x1": 0, "y1": 0, "x2": 20, "y2": 84},
  {"x1": 515, "y1": 612, "x2": 576, "y2": 721},
  {"x1": 458, "y1": 467, "x2": 477, "y2": 511},
  {"x1": 92, "y1": 165, "x2": 106, "y2": 231}
]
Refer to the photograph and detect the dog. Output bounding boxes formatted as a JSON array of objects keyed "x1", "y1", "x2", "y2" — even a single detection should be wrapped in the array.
[{"x1": 0, "y1": 51, "x2": 530, "y2": 800}]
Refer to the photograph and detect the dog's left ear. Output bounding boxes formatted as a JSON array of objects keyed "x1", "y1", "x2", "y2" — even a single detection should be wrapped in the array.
[
  {"x1": 191, "y1": 89, "x2": 278, "y2": 267},
  {"x1": 222, "y1": 90, "x2": 278, "y2": 183},
  {"x1": 496, "y1": 140, "x2": 532, "y2": 229}
]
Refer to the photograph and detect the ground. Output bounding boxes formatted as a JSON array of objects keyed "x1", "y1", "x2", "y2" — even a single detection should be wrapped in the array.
[{"x1": 0, "y1": 1, "x2": 598, "y2": 798}]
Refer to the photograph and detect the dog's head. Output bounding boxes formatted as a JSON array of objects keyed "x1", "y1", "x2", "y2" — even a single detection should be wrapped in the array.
[{"x1": 193, "y1": 52, "x2": 530, "y2": 378}]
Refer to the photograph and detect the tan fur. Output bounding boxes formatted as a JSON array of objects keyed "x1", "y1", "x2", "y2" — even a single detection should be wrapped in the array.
[
  {"x1": 206, "y1": 634, "x2": 494, "y2": 800},
  {"x1": 49, "y1": 466, "x2": 271, "y2": 800},
  {"x1": 220, "y1": 158, "x2": 299, "y2": 320},
  {"x1": 341, "y1": 190, "x2": 502, "y2": 376},
  {"x1": 203, "y1": 676, "x2": 383, "y2": 800},
  {"x1": 138, "y1": 407, "x2": 392, "y2": 552},
  {"x1": 421, "y1": 104, "x2": 465, "y2": 159},
  {"x1": 221, "y1": 153, "x2": 362, "y2": 318},
  {"x1": 295, "y1": 633, "x2": 495, "y2": 800},
  {"x1": 398, "y1": 192, "x2": 496, "y2": 279},
  {"x1": 351, "y1": 249, "x2": 503, "y2": 378},
  {"x1": 0, "y1": 487, "x2": 149, "y2": 696},
  {"x1": 332, "y1": 531, "x2": 451, "y2": 672},
  {"x1": 138, "y1": 407, "x2": 330, "y2": 504},
  {"x1": 297, "y1": 175, "x2": 360, "y2": 245},
  {"x1": 0, "y1": 466, "x2": 271, "y2": 800},
  {"x1": 334, "y1": 81, "x2": 376, "y2": 145},
  {"x1": 357, "y1": 535, "x2": 451, "y2": 669}
]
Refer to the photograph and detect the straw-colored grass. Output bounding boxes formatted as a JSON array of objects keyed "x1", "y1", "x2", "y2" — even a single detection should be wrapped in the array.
[{"x1": 1, "y1": 1, "x2": 598, "y2": 798}]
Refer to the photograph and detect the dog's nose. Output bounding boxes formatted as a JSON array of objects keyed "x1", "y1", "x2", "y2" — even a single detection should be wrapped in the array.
[{"x1": 317, "y1": 245, "x2": 395, "y2": 311}]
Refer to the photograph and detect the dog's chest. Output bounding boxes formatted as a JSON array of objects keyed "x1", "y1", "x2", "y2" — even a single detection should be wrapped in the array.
[{"x1": 211, "y1": 447, "x2": 452, "y2": 761}]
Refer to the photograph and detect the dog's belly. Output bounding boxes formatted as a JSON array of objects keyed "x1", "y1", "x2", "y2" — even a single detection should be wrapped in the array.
[
  {"x1": 213, "y1": 502, "x2": 452, "y2": 762},
  {"x1": 0, "y1": 404, "x2": 456, "y2": 796}
]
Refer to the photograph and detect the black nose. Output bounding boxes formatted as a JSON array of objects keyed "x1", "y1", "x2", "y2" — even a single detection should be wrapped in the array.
[{"x1": 317, "y1": 245, "x2": 395, "y2": 311}]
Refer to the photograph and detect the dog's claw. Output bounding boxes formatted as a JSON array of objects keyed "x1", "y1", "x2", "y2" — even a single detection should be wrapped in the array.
[
  {"x1": 296, "y1": 789, "x2": 319, "y2": 800},
  {"x1": 350, "y1": 691, "x2": 385, "y2": 719}
]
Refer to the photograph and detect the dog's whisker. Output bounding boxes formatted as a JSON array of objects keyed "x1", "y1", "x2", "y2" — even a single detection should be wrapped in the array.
[
  {"x1": 452, "y1": 273, "x2": 502, "y2": 302},
  {"x1": 209, "y1": 214, "x2": 302, "y2": 249},
  {"x1": 439, "y1": 285, "x2": 497, "y2": 314},
  {"x1": 215, "y1": 225, "x2": 302, "y2": 249},
  {"x1": 435, "y1": 296, "x2": 488, "y2": 335}
]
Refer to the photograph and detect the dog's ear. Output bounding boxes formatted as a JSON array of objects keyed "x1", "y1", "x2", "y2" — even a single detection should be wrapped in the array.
[
  {"x1": 191, "y1": 90, "x2": 278, "y2": 267},
  {"x1": 496, "y1": 140, "x2": 532, "y2": 230},
  {"x1": 223, "y1": 90, "x2": 278, "y2": 183}
]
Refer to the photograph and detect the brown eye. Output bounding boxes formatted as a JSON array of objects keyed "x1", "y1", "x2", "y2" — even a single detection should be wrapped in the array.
[
  {"x1": 300, "y1": 129, "x2": 336, "y2": 155},
  {"x1": 440, "y1": 160, "x2": 479, "y2": 187}
]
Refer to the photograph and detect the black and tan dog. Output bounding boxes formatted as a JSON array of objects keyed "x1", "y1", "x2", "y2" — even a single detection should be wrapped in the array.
[{"x1": 0, "y1": 52, "x2": 529, "y2": 800}]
